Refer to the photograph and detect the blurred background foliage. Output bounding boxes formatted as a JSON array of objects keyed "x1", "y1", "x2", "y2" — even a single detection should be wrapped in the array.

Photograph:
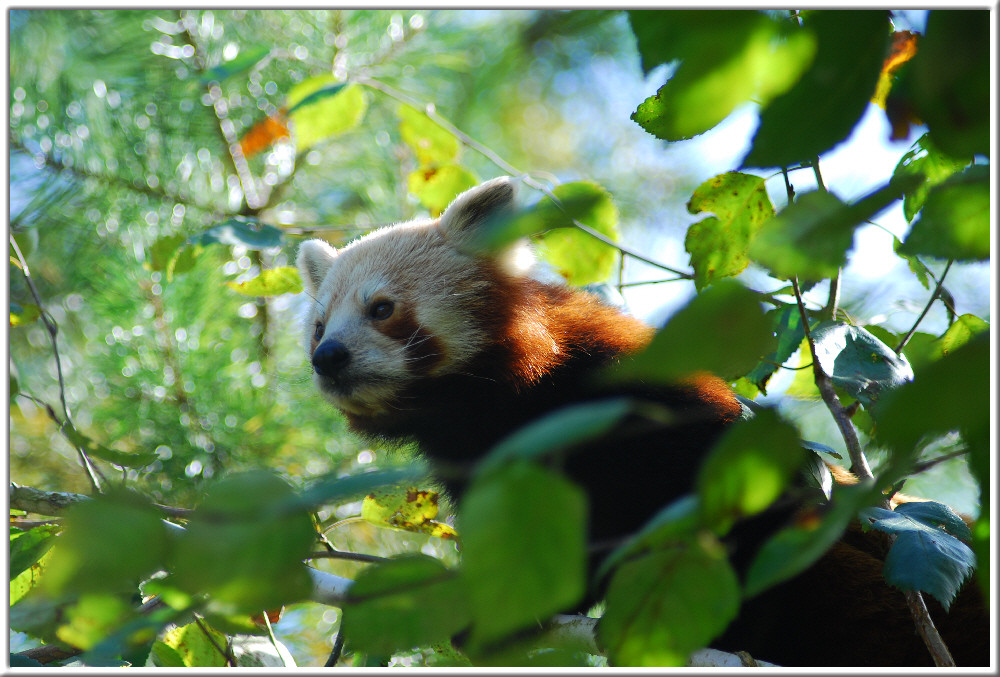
[{"x1": 8, "y1": 8, "x2": 989, "y2": 666}]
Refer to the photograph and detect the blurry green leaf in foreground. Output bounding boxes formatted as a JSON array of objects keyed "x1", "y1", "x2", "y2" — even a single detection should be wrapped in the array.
[
  {"x1": 696, "y1": 408, "x2": 804, "y2": 534},
  {"x1": 898, "y1": 165, "x2": 989, "y2": 262},
  {"x1": 42, "y1": 489, "x2": 168, "y2": 596},
  {"x1": 892, "y1": 133, "x2": 971, "y2": 224},
  {"x1": 743, "y1": 11, "x2": 889, "y2": 168},
  {"x1": 599, "y1": 539, "x2": 739, "y2": 666},
  {"x1": 750, "y1": 177, "x2": 916, "y2": 281},
  {"x1": 197, "y1": 217, "x2": 286, "y2": 250},
  {"x1": 344, "y1": 555, "x2": 470, "y2": 655},
  {"x1": 226, "y1": 266, "x2": 303, "y2": 296},
  {"x1": 685, "y1": 171, "x2": 774, "y2": 290},
  {"x1": 607, "y1": 280, "x2": 774, "y2": 383},
  {"x1": 460, "y1": 462, "x2": 585, "y2": 644},
  {"x1": 171, "y1": 471, "x2": 315, "y2": 613},
  {"x1": 629, "y1": 10, "x2": 815, "y2": 140},
  {"x1": 809, "y1": 322, "x2": 914, "y2": 407},
  {"x1": 535, "y1": 181, "x2": 620, "y2": 285},
  {"x1": 910, "y1": 10, "x2": 989, "y2": 159},
  {"x1": 407, "y1": 165, "x2": 478, "y2": 216},
  {"x1": 287, "y1": 78, "x2": 367, "y2": 149},
  {"x1": 873, "y1": 333, "x2": 988, "y2": 475}
]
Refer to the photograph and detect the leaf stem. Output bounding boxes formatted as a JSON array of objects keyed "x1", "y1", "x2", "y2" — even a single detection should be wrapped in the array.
[{"x1": 895, "y1": 259, "x2": 953, "y2": 354}]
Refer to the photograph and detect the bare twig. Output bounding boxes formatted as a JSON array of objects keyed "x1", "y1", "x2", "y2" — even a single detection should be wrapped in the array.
[
  {"x1": 904, "y1": 590, "x2": 956, "y2": 666},
  {"x1": 895, "y1": 259, "x2": 953, "y2": 355},
  {"x1": 10, "y1": 236, "x2": 103, "y2": 493}
]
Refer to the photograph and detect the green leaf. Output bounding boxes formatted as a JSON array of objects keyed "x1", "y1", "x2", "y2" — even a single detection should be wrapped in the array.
[
  {"x1": 56, "y1": 593, "x2": 133, "y2": 651},
  {"x1": 466, "y1": 191, "x2": 604, "y2": 254},
  {"x1": 478, "y1": 398, "x2": 638, "y2": 476},
  {"x1": 406, "y1": 165, "x2": 478, "y2": 217},
  {"x1": 10, "y1": 524, "x2": 60, "y2": 578},
  {"x1": 744, "y1": 10, "x2": 890, "y2": 168},
  {"x1": 599, "y1": 540, "x2": 740, "y2": 666},
  {"x1": 860, "y1": 503, "x2": 975, "y2": 609},
  {"x1": 200, "y1": 45, "x2": 271, "y2": 84},
  {"x1": 606, "y1": 280, "x2": 775, "y2": 383},
  {"x1": 628, "y1": 11, "x2": 816, "y2": 140},
  {"x1": 10, "y1": 525, "x2": 59, "y2": 605},
  {"x1": 149, "y1": 234, "x2": 188, "y2": 273},
  {"x1": 750, "y1": 177, "x2": 916, "y2": 281},
  {"x1": 873, "y1": 333, "x2": 989, "y2": 477},
  {"x1": 42, "y1": 489, "x2": 169, "y2": 596},
  {"x1": 171, "y1": 471, "x2": 315, "y2": 613},
  {"x1": 155, "y1": 621, "x2": 228, "y2": 667},
  {"x1": 910, "y1": 10, "x2": 989, "y2": 158},
  {"x1": 10, "y1": 301, "x2": 41, "y2": 327},
  {"x1": 344, "y1": 555, "x2": 470, "y2": 655},
  {"x1": 897, "y1": 165, "x2": 989, "y2": 261},
  {"x1": 226, "y1": 266, "x2": 303, "y2": 296},
  {"x1": 595, "y1": 494, "x2": 699, "y2": 584},
  {"x1": 287, "y1": 80, "x2": 367, "y2": 149},
  {"x1": 892, "y1": 133, "x2": 971, "y2": 224},
  {"x1": 535, "y1": 182, "x2": 620, "y2": 286},
  {"x1": 282, "y1": 464, "x2": 430, "y2": 515},
  {"x1": 935, "y1": 314, "x2": 988, "y2": 359},
  {"x1": 684, "y1": 171, "x2": 774, "y2": 290},
  {"x1": 745, "y1": 304, "x2": 806, "y2": 394},
  {"x1": 696, "y1": 408, "x2": 804, "y2": 534},
  {"x1": 197, "y1": 217, "x2": 286, "y2": 250},
  {"x1": 398, "y1": 103, "x2": 460, "y2": 166},
  {"x1": 460, "y1": 462, "x2": 586, "y2": 644},
  {"x1": 894, "y1": 501, "x2": 973, "y2": 542},
  {"x1": 744, "y1": 483, "x2": 874, "y2": 597},
  {"x1": 809, "y1": 322, "x2": 914, "y2": 407}
]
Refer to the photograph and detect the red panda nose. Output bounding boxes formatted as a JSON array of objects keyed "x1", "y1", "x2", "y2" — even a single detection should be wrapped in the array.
[{"x1": 312, "y1": 339, "x2": 351, "y2": 377}]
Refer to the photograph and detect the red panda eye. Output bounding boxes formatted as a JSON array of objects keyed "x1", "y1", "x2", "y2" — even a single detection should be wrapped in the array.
[
  {"x1": 370, "y1": 301, "x2": 394, "y2": 320},
  {"x1": 313, "y1": 321, "x2": 324, "y2": 342}
]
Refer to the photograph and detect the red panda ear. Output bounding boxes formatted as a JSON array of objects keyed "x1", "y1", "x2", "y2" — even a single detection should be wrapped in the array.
[
  {"x1": 439, "y1": 176, "x2": 517, "y2": 247},
  {"x1": 296, "y1": 239, "x2": 339, "y2": 295}
]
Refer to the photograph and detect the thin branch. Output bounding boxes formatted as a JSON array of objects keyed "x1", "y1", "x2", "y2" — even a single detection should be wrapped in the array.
[
  {"x1": 904, "y1": 589, "x2": 956, "y2": 666},
  {"x1": 357, "y1": 76, "x2": 693, "y2": 279},
  {"x1": 910, "y1": 448, "x2": 968, "y2": 475},
  {"x1": 324, "y1": 631, "x2": 346, "y2": 667},
  {"x1": 10, "y1": 235, "x2": 103, "y2": 493},
  {"x1": 791, "y1": 277, "x2": 872, "y2": 481},
  {"x1": 895, "y1": 259, "x2": 953, "y2": 354}
]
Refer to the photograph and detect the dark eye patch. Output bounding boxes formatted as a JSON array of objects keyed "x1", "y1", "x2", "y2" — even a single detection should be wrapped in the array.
[
  {"x1": 370, "y1": 300, "x2": 394, "y2": 321},
  {"x1": 313, "y1": 321, "x2": 324, "y2": 342}
]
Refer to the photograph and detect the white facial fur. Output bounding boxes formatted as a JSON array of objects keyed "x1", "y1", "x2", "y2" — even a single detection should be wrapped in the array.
[{"x1": 296, "y1": 177, "x2": 530, "y2": 417}]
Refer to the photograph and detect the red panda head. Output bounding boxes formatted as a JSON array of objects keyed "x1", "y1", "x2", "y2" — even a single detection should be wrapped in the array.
[{"x1": 296, "y1": 177, "x2": 531, "y2": 417}]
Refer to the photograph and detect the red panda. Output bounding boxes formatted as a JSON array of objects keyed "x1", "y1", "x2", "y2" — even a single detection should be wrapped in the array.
[{"x1": 296, "y1": 177, "x2": 987, "y2": 667}]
